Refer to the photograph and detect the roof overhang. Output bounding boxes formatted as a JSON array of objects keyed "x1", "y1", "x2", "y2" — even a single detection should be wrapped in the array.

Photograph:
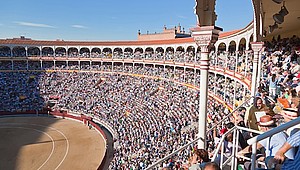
[{"x1": 261, "y1": 0, "x2": 300, "y2": 40}]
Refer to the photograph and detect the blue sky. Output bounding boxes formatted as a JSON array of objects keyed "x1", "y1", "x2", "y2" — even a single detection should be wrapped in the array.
[{"x1": 0, "y1": 0, "x2": 253, "y2": 41}]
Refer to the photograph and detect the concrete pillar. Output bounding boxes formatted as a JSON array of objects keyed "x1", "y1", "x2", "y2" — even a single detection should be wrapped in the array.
[
  {"x1": 244, "y1": 50, "x2": 250, "y2": 78},
  {"x1": 184, "y1": 67, "x2": 186, "y2": 83},
  {"x1": 194, "y1": 68, "x2": 196, "y2": 86},
  {"x1": 40, "y1": 46, "x2": 42, "y2": 57},
  {"x1": 250, "y1": 42, "x2": 264, "y2": 99},
  {"x1": 256, "y1": 48, "x2": 265, "y2": 89},
  {"x1": 224, "y1": 76, "x2": 227, "y2": 100},
  {"x1": 235, "y1": 51, "x2": 239, "y2": 74},
  {"x1": 214, "y1": 73, "x2": 217, "y2": 95},
  {"x1": 233, "y1": 51, "x2": 239, "y2": 109},
  {"x1": 191, "y1": 26, "x2": 222, "y2": 149},
  {"x1": 233, "y1": 79, "x2": 237, "y2": 109},
  {"x1": 25, "y1": 46, "x2": 28, "y2": 57}
]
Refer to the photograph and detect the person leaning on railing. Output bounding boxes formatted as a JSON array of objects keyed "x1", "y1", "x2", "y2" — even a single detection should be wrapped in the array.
[
  {"x1": 238, "y1": 115, "x2": 295, "y2": 170},
  {"x1": 273, "y1": 130, "x2": 300, "y2": 170}
]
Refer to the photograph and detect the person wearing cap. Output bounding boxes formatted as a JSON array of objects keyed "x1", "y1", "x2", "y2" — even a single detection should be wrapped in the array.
[
  {"x1": 281, "y1": 107, "x2": 300, "y2": 136},
  {"x1": 290, "y1": 77, "x2": 299, "y2": 88},
  {"x1": 256, "y1": 115, "x2": 295, "y2": 160},
  {"x1": 238, "y1": 115, "x2": 295, "y2": 168}
]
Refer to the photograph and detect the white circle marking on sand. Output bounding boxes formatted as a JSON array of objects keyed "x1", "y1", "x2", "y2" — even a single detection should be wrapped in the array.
[
  {"x1": 1, "y1": 122, "x2": 69, "y2": 169},
  {"x1": 0, "y1": 126, "x2": 55, "y2": 169}
]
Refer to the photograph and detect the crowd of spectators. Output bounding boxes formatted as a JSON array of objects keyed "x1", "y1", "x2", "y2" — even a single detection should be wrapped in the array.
[
  {"x1": 0, "y1": 49, "x2": 266, "y2": 170},
  {"x1": 0, "y1": 62, "x2": 233, "y2": 169},
  {"x1": 1, "y1": 35, "x2": 300, "y2": 169}
]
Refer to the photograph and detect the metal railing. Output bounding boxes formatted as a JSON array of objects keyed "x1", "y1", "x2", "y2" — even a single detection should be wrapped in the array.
[
  {"x1": 210, "y1": 126, "x2": 263, "y2": 170},
  {"x1": 247, "y1": 116, "x2": 300, "y2": 170}
]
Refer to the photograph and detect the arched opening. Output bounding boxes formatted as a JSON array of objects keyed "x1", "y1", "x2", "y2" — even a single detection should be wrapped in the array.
[
  {"x1": 68, "y1": 47, "x2": 78, "y2": 56},
  {"x1": 176, "y1": 46, "x2": 185, "y2": 52},
  {"x1": 42, "y1": 47, "x2": 54, "y2": 56},
  {"x1": 12, "y1": 46, "x2": 26, "y2": 57},
  {"x1": 218, "y1": 43, "x2": 226, "y2": 53},
  {"x1": 28, "y1": 47, "x2": 40, "y2": 56},
  {"x1": 55, "y1": 47, "x2": 66, "y2": 57},
  {"x1": 249, "y1": 35, "x2": 254, "y2": 50},
  {"x1": 103, "y1": 48, "x2": 112, "y2": 58},
  {"x1": 155, "y1": 47, "x2": 164, "y2": 54},
  {"x1": 0, "y1": 46, "x2": 11, "y2": 57},
  {"x1": 145, "y1": 47, "x2": 154, "y2": 54},
  {"x1": 113, "y1": 48, "x2": 123, "y2": 58},
  {"x1": 134, "y1": 47, "x2": 143, "y2": 54},
  {"x1": 187, "y1": 46, "x2": 195, "y2": 54},
  {"x1": 166, "y1": 47, "x2": 174, "y2": 53},
  {"x1": 79, "y1": 47, "x2": 90, "y2": 57},
  {"x1": 228, "y1": 41, "x2": 237, "y2": 53},
  {"x1": 113, "y1": 47, "x2": 123, "y2": 54},
  {"x1": 103, "y1": 48, "x2": 112, "y2": 54},
  {"x1": 145, "y1": 47, "x2": 154, "y2": 59},
  {"x1": 91, "y1": 47, "x2": 101, "y2": 54},
  {"x1": 91, "y1": 47, "x2": 101, "y2": 57},
  {"x1": 124, "y1": 48, "x2": 133, "y2": 54},
  {"x1": 238, "y1": 38, "x2": 247, "y2": 51}
]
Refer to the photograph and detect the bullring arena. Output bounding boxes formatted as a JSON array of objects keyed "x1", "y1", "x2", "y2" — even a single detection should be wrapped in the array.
[{"x1": 0, "y1": 114, "x2": 106, "y2": 170}]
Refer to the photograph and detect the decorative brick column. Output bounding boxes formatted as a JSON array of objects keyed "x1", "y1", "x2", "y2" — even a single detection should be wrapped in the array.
[
  {"x1": 250, "y1": 42, "x2": 264, "y2": 99},
  {"x1": 191, "y1": 26, "x2": 222, "y2": 149}
]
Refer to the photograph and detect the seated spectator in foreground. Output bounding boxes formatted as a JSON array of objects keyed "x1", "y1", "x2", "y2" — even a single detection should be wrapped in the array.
[
  {"x1": 280, "y1": 108, "x2": 300, "y2": 136},
  {"x1": 239, "y1": 115, "x2": 295, "y2": 169},
  {"x1": 274, "y1": 130, "x2": 300, "y2": 170}
]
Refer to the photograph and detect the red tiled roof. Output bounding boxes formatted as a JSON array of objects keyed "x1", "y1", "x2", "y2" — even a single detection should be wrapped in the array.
[
  {"x1": 0, "y1": 30, "x2": 242, "y2": 46},
  {"x1": 219, "y1": 30, "x2": 241, "y2": 38},
  {"x1": 0, "y1": 37, "x2": 195, "y2": 46}
]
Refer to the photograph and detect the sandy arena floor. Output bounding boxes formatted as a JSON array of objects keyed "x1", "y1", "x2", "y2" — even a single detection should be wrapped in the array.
[{"x1": 0, "y1": 116, "x2": 106, "y2": 170}]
